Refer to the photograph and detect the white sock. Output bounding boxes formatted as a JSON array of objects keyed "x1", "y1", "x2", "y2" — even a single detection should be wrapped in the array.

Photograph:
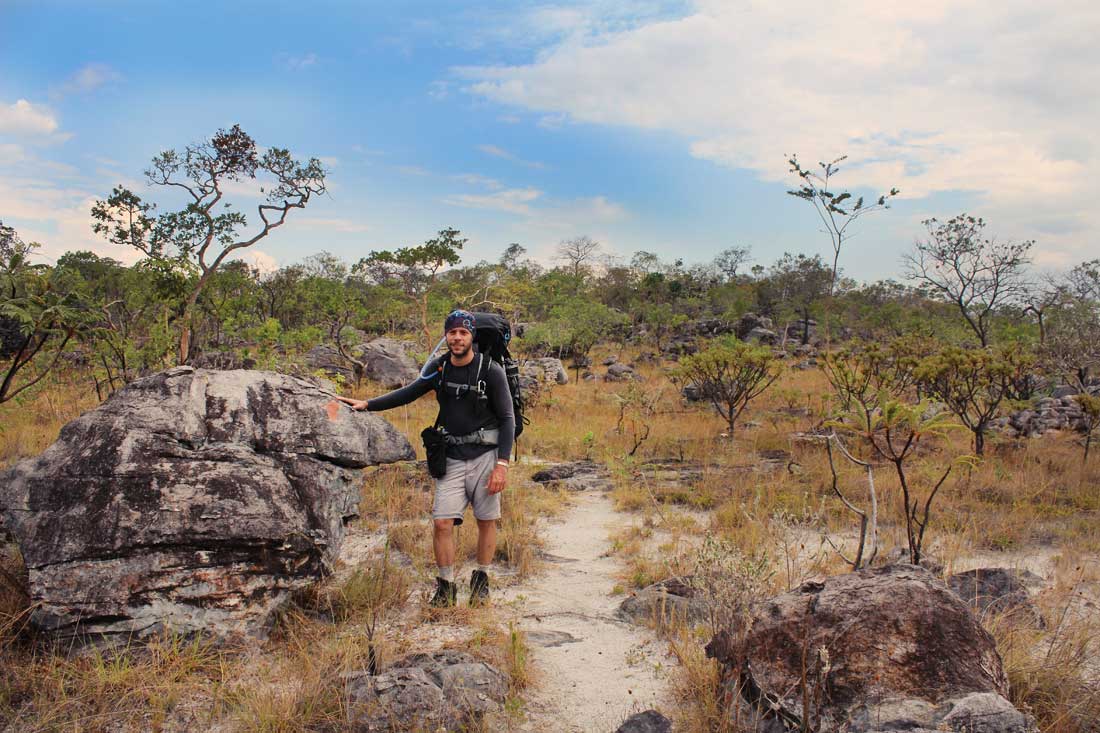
[
  {"x1": 478, "y1": 564, "x2": 491, "y2": 575},
  {"x1": 438, "y1": 566, "x2": 454, "y2": 582}
]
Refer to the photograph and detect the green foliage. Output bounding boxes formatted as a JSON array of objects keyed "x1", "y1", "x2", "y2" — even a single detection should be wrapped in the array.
[
  {"x1": 91, "y1": 124, "x2": 326, "y2": 363},
  {"x1": 830, "y1": 392, "x2": 970, "y2": 564},
  {"x1": 673, "y1": 336, "x2": 782, "y2": 435},
  {"x1": 915, "y1": 344, "x2": 1036, "y2": 455},
  {"x1": 0, "y1": 224, "x2": 99, "y2": 403},
  {"x1": 523, "y1": 297, "x2": 628, "y2": 365},
  {"x1": 353, "y1": 228, "x2": 465, "y2": 345},
  {"x1": 1078, "y1": 393, "x2": 1100, "y2": 464},
  {"x1": 904, "y1": 214, "x2": 1032, "y2": 347},
  {"x1": 760, "y1": 252, "x2": 832, "y2": 343},
  {"x1": 786, "y1": 153, "x2": 898, "y2": 289}
]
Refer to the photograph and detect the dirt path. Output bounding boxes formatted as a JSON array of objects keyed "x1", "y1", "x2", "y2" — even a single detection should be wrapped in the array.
[{"x1": 499, "y1": 491, "x2": 680, "y2": 732}]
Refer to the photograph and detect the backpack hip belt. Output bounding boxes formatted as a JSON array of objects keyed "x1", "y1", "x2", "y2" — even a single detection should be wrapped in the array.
[{"x1": 444, "y1": 428, "x2": 499, "y2": 446}]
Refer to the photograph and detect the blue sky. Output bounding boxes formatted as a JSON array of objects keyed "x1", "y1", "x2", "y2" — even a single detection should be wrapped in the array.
[{"x1": 2, "y1": 1, "x2": 1095, "y2": 281}]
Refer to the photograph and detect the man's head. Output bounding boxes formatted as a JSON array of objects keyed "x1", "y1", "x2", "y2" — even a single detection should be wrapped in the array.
[{"x1": 444, "y1": 309, "x2": 476, "y2": 357}]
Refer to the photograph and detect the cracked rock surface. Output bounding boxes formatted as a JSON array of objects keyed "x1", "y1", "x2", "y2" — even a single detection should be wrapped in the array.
[
  {"x1": 705, "y1": 565, "x2": 1035, "y2": 732},
  {"x1": 0, "y1": 367, "x2": 413, "y2": 642},
  {"x1": 344, "y1": 650, "x2": 507, "y2": 732}
]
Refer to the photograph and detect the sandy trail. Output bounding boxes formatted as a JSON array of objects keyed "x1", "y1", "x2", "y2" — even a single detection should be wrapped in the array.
[{"x1": 499, "y1": 490, "x2": 679, "y2": 732}]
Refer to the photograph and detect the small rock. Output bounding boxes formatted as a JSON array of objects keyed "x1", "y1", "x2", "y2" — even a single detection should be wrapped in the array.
[
  {"x1": 345, "y1": 650, "x2": 507, "y2": 732},
  {"x1": 618, "y1": 577, "x2": 707, "y2": 626},
  {"x1": 615, "y1": 709, "x2": 672, "y2": 733},
  {"x1": 947, "y1": 568, "x2": 1045, "y2": 628}
]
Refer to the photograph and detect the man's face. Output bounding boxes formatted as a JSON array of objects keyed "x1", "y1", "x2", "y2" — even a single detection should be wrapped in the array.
[{"x1": 446, "y1": 327, "x2": 473, "y2": 356}]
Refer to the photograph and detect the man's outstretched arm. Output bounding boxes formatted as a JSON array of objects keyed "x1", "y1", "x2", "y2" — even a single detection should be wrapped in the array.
[{"x1": 338, "y1": 376, "x2": 436, "y2": 412}]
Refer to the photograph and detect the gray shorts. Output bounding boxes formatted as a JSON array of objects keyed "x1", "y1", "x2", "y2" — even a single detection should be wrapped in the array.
[{"x1": 432, "y1": 450, "x2": 501, "y2": 526}]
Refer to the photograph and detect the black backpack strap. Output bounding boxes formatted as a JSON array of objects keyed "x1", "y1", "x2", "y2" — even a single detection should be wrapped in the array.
[{"x1": 438, "y1": 353, "x2": 487, "y2": 398}]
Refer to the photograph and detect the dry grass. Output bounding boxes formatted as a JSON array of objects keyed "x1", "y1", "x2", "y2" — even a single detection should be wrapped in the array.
[
  {"x1": 0, "y1": 371, "x2": 101, "y2": 470},
  {"x1": 2, "y1": 350, "x2": 1099, "y2": 729}
]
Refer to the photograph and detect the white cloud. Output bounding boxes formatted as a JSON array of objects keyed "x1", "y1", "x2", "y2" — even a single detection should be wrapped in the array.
[
  {"x1": 452, "y1": 173, "x2": 503, "y2": 190},
  {"x1": 277, "y1": 52, "x2": 319, "y2": 71},
  {"x1": 0, "y1": 99, "x2": 61, "y2": 137},
  {"x1": 52, "y1": 63, "x2": 121, "y2": 98},
  {"x1": 428, "y1": 80, "x2": 451, "y2": 100},
  {"x1": 444, "y1": 187, "x2": 542, "y2": 215},
  {"x1": 476, "y1": 144, "x2": 545, "y2": 169},
  {"x1": 232, "y1": 249, "x2": 280, "y2": 274},
  {"x1": 458, "y1": 0, "x2": 1100, "y2": 265}
]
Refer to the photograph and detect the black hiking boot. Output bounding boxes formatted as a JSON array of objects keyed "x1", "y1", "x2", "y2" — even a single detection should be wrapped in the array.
[
  {"x1": 429, "y1": 577, "x2": 457, "y2": 608},
  {"x1": 469, "y1": 569, "x2": 490, "y2": 607}
]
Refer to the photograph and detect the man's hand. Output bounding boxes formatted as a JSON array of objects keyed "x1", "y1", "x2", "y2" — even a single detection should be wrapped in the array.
[
  {"x1": 349, "y1": 399, "x2": 369, "y2": 411},
  {"x1": 488, "y1": 463, "x2": 508, "y2": 494}
]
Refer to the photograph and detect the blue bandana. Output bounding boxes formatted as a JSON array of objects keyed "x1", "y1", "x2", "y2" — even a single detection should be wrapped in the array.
[{"x1": 444, "y1": 309, "x2": 476, "y2": 334}]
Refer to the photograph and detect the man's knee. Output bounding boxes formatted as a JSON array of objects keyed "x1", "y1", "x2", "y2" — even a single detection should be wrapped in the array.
[{"x1": 433, "y1": 518, "x2": 455, "y2": 534}]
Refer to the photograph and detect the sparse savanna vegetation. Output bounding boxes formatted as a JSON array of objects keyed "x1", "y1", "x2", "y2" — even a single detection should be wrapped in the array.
[{"x1": 3, "y1": 138, "x2": 1100, "y2": 730}]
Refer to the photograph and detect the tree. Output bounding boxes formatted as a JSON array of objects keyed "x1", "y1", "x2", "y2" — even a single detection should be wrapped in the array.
[
  {"x1": 903, "y1": 214, "x2": 1032, "y2": 347},
  {"x1": 92, "y1": 124, "x2": 326, "y2": 363},
  {"x1": 767, "y1": 253, "x2": 833, "y2": 345},
  {"x1": 353, "y1": 228, "x2": 465, "y2": 347},
  {"x1": 0, "y1": 223, "x2": 98, "y2": 403},
  {"x1": 673, "y1": 336, "x2": 783, "y2": 436},
  {"x1": 525, "y1": 298, "x2": 628, "y2": 380},
  {"x1": 916, "y1": 345, "x2": 1033, "y2": 455},
  {"x1": 556, "y1": 236, "x2": 601, "y2": 280},
  {"x1": 786, "y1": 154, "x2": 898, "y2": 292},
  {"x1": 498, "y1": 243, "x2": 526, "y2": 271},
  {"x1": 714, "y1": 246, "x2": 751, "y2": 282},
  {"x1": 1078, "y1": 393, "x2": 1100, "y2": 465},
  {"x1": 830, "y1": 394, "x2": 966, "y2": 564}
]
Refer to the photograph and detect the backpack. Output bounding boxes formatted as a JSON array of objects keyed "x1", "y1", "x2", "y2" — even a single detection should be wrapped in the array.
[{"x1": 436, "y1": 311, "x2": 528, "y2": 442}]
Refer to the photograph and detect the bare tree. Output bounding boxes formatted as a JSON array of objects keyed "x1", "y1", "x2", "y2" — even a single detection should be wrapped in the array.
[
  {"x1": 786, "y1": 154, "x2": 898, "y2": 293},
  {"x1": 556, "y1": 236, "x2": 601, "y2": 280},
  {"x1": 1041, "y1": 259, "x2": 1100, "y2": 389},
  {"x1": 92, "y1": 124, "x2": 326, "y2": 363},
  {"x1": 1023, "y1": 276, "x2": 1063, "y2": 345},
  {"x1": 903, "y1": 214, "x2": 1032, "y2": 347},
  {"x1": 714, "y1": 245, "x2": 752, "y2": 282}
]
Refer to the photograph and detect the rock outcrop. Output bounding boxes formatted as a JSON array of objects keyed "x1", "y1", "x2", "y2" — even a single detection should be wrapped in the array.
[
  {"x1": 997, "y1": 393, "x2": 1096, "y2": 438},
  {"x1": 305, "y1": 338, "x2": 420, "y2": 388},
  {"x1": 530, "y1": 461, "x2": 613, "y2": 492},
  {"x1": 358, "y1": 337, "x2": 421, "y2": 388},
  {"x1": 344, "y1": 650, "x2": 506, "y2": 732},
  {"x1": 518, "y1": 357, "x2": 569, "y2": 395},
  {"x1": 735, "y1": 313, "x2": 774, "y2": 340},
  {"x1": 0, "y1": 367, "x2": 413, "y2": 642},
  {"x1": 705, "y1": 565, "x2": 1034, "y2": 732}
]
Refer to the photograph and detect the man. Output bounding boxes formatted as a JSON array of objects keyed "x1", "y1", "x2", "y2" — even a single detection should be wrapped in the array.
[{"x1": 338, "y1": 310, "x2": 515, "y2": 607}]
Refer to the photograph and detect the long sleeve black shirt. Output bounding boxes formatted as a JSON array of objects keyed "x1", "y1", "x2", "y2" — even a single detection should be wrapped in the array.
[{"x1": 367, "y1": 352, "x2": 515, "y2": 460}]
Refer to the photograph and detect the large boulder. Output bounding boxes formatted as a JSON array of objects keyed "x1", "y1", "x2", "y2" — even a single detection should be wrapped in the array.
[
  {"x1": 305, "y1": 343, "x2": 356, "y2": 383},
  {"x1": 0, "y1": 367, "x2": 413, "y2": 642},
  {"x1": 358, "y1": 337, "x2": 420, "y2": 388},
  {"x1": 705, "y1": 565, "x2": 1033, "y2": 732}
]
